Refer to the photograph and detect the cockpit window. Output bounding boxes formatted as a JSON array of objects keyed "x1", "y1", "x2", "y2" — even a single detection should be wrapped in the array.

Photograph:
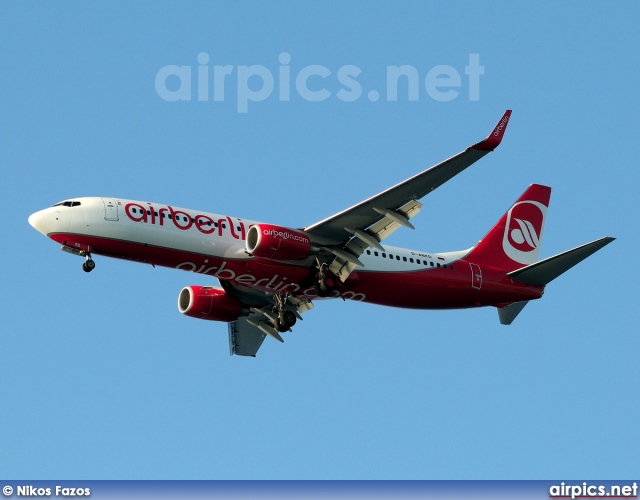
[{"x1": 53, "y1": 201, "x2": 81, "y2": 207}]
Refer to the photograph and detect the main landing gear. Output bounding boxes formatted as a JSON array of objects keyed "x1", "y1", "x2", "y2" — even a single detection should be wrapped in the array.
[
  {"x1": 274, "y1": 294, "x2": 297, "y2": 333},
  {"x1": 82, "y1": 255, "x2": 96, "y2": 273},
  {"x1": 314, "y1": 260, "x2": 338, "y2": 297}
]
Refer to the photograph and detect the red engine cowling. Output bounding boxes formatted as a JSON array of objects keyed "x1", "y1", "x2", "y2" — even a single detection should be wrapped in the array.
[
  {"x1": 245, "y1": 224, "x2": 312, "y2": 261},
  {"x1": 178, "y1": 286, "x2": 242, "y2": 322}
]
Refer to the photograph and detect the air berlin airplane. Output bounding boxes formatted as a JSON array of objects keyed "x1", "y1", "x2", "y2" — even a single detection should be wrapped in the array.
[{"x1": 29, "y1": 111, "x2": 614, "y2": 356}]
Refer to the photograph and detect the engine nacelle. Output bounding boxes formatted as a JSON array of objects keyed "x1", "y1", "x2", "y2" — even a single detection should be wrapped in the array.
[
  {"x1": 246, "y1": 224, "x2": 312, "y2": 261},
  {"x1": 178, "y1": 286, "x2": 242, "y2": 322}
]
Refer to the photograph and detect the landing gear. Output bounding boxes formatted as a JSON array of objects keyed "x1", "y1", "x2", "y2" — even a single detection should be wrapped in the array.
[
  {"x1": 276, "y1": 310, "x2": 297, "y2": 332},
  {"x1": 273, "y1": 294, "x2": 298, "y2": 333},
  {"x1": 60, "y1": 244, "x2": 96, "y2": 272},
  {"x1": 82, "y1": 256, "x2": 96, "y2": 273},
  {"x1": 314, "y1": 260, "x2": 338, "y2": 297}
]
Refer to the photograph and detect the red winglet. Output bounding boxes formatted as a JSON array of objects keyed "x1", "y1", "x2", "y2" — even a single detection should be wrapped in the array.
[{"x1": 471, "y1": 110, "x2": 512, "y2": 151}]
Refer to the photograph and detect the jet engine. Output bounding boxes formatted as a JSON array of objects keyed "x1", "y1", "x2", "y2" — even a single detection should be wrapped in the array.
[
  {"x1": 245, "y1": 224, "x2": 312, "y2": 261},
  {"x1": 178, "y1": 286, "x2": 242, "y2": 322}
]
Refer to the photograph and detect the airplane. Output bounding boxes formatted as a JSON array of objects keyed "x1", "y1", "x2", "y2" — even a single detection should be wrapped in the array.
[{"x1": 28, "y1": 111, "x2": 614, "y2": 356}]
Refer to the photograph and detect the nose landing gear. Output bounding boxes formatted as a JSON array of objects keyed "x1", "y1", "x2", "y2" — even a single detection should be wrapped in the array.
[
  {"x1": 82, "y1": 255, "x2": 96, "y2": 273},
  {"x1": 60, "y1": 243, "x2": 96, "y2": 273}
]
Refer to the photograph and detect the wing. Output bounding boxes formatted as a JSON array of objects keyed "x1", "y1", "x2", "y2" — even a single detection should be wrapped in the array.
[
  {"x1": 222, "y1": 280, "x2": 313, "y2": 357},
  {"x1": 228, "y1": 317, "x2": 267, "y2": 357},
  {"x1": 303, "y1": 111, "x2": 512, "y2": 281}
]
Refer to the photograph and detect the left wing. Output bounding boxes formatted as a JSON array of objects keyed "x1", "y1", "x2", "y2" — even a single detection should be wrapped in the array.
[{"x1": 303, "y1": 111, "x2": 512, "y2": 281}]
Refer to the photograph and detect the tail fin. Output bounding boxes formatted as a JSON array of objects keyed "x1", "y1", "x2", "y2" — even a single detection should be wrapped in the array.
[{"x1": 466, "y1": 184, "x2": 552, "y2": 272}]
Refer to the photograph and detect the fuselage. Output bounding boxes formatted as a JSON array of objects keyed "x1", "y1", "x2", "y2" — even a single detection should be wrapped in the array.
[{"x1": 28, "y1": 197, "x2": 544, "y2": 309}]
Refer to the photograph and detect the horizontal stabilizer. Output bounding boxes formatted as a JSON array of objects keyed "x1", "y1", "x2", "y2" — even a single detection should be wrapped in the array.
[
  {"x1": 497, "y1": 301, "x2": 529, "y2": 325},
  {"x1": 507, "y1": 237, "x2": 615, "y2": 287}
]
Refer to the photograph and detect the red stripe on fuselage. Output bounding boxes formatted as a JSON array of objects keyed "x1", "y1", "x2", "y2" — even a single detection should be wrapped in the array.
[{"x1": 50, "y1": 233, "x2": 543, "y2": 309}]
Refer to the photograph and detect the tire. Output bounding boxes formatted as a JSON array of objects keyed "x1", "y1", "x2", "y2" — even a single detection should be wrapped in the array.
[
  {"x1": 282, "y1": 310, "x2": 296, "y2": 328},
  {"x1": 315, "y1": 275, "x2": 336, "y2": 297},
  {"x1": 276, "y1": 310, "x2": 297, "y2": 332}
]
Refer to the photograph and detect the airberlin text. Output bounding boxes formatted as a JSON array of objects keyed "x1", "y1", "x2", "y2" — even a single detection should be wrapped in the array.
[
  {"x1": 263, "y1": 228, "x2": 309, "y2": 244},
  {"x1": 13, "y1": 485, "x2": 90, "y2": 496},
  {"x1": 176, "y1": 259, "x2": 366, "y2": 300},
  {"x1": 124, "y1": 202, "x2": 247, "y2": 239}
]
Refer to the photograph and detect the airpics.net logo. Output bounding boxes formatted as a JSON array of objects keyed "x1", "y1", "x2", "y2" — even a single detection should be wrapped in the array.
[{"x1": 155, "y1": 52, "x2": 485, "y2": 113}]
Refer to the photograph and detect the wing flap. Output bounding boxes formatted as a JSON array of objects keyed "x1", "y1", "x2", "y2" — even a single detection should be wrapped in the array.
[{"x1": 329, "y1": 199, "x2": 422, "y2": 280}]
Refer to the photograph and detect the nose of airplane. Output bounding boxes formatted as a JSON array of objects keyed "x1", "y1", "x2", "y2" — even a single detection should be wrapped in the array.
[{"x1": 28, "y1": 209, "x2": 50, "y2": 236}]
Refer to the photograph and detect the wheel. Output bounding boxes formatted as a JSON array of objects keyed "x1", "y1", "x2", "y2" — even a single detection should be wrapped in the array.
[
  {"x1": 82, "y1": 259, "x2": 95, "y2": 273},
  {"x1": 314, "y1": 275, "x2": 336, "y2": 297},
  {"x1": 282, "y1": 310, "x2": 296, "y2": 327},
  {"x1": 276, "y1": 310, "x2": 297, "y2": 332}
]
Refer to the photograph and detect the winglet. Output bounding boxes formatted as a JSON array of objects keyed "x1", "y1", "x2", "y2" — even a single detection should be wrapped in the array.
[{"x1": 471, "y1": 110, "x2": 512, "y2": 152}]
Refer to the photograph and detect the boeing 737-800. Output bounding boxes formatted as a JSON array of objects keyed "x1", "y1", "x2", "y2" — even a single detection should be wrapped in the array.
[{"x1": 28, "y1": 111, "x2": 614, "y2": 356}]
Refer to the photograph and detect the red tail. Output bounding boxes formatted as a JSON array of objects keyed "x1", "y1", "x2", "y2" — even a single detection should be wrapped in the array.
[{"x1": 466, "y1": 184, "x2": 551, "y2": 272}]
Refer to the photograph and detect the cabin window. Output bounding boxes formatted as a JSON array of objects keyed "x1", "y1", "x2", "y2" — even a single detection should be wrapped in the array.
[
  {"x1": 403, "y1": 257, "x2": 407, "y2": 262},
  {"x1": 374, "y1": 251, "x2": 379, "y2": 257}
]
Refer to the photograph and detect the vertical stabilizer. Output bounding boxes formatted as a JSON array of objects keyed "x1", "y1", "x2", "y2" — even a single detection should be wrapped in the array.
[{"x1": 467, "y1": 184, "x2": 551, "y2": 272}]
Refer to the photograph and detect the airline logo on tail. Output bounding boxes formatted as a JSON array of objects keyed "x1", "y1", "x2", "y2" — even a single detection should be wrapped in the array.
[{"x1": 503, "y1": 200, "x2": 547, "y2": 265}]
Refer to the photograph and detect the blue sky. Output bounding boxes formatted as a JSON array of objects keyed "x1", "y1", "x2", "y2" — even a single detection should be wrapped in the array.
[{"x1": 1, "y1": 1, "x2": 638, "y2": 479}]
